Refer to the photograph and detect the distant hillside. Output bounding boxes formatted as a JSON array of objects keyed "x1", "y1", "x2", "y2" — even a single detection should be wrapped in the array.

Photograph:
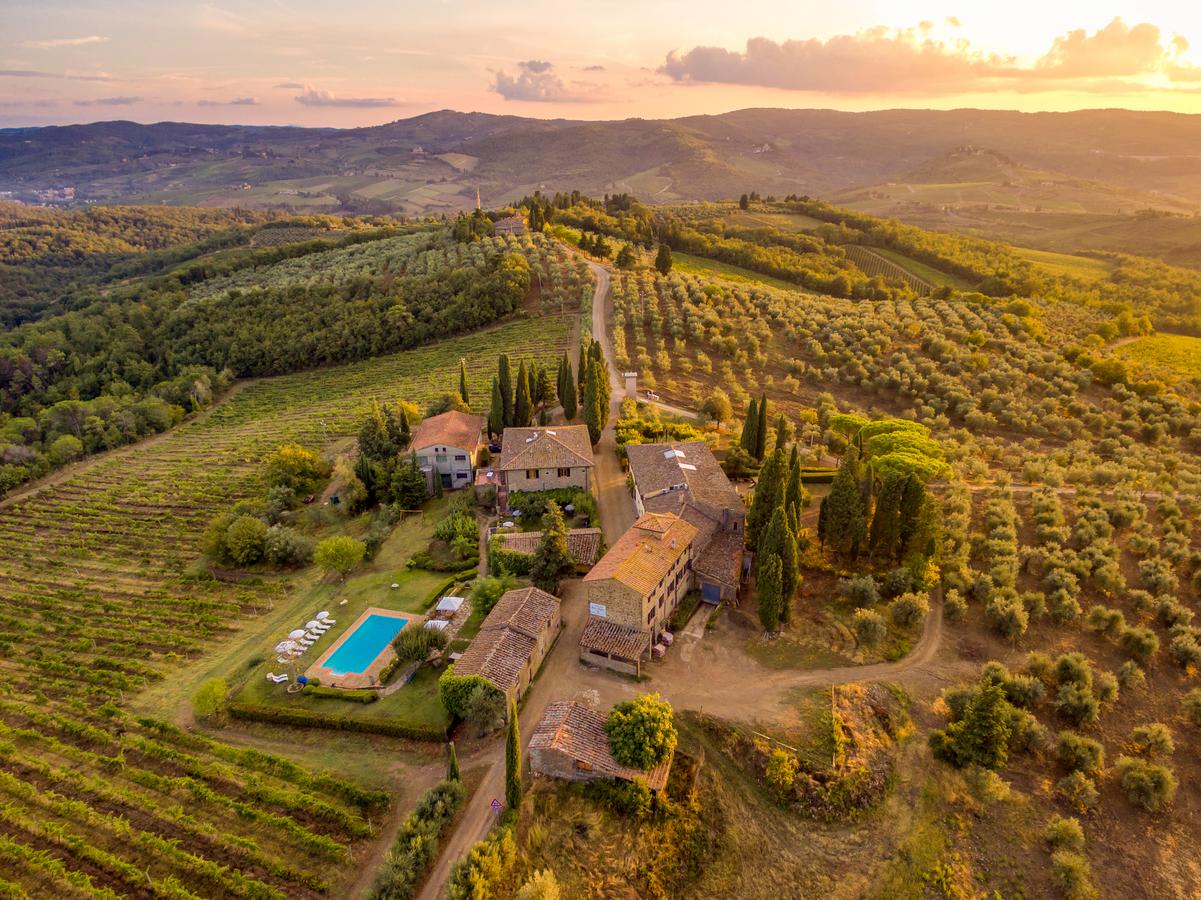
[{"x1": 4, "y1": 108, "x2": 1201, "y2": 260}]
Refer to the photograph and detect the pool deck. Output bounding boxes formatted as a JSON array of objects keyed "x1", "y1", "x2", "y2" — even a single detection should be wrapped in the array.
[{"x1": 304, "y1": 607, "x2": 426, "y2": 690}]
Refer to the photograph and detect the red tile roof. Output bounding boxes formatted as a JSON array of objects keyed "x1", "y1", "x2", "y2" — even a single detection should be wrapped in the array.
[
  {"x1": 497, "y1": 426, "x2": 593, "y2": 471},
  {"x1": 582, "y1": 513, "x2": 697, "y2": 595},
  {"x1": 411, "y1": 410, "x2": 486, "y2": 454},
  {"x1": 530, "y1": 700, "x2": 672, "y2": 791}
]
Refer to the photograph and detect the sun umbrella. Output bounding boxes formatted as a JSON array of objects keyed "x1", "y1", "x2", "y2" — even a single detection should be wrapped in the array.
[
  {"x1": 315, "y1": 611, "x2": 330, "y2": 621},
  {"x1": 274, "y1": 641, "x2": 295, "y2": 654},
  {"x1": 288, "y1": 629, "x2": 306, "y2": 640},
  {"x1": 306, "y1": 620, "x2": 321, "y2": 631}
]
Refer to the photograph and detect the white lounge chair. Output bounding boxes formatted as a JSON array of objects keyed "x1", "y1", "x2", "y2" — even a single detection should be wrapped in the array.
[
  {"x1": 298, "y1": 638, "x2": 315, "y2": 649},
  {"x1": 266, "y1": 673, "x2": 289, "y2": 684}
]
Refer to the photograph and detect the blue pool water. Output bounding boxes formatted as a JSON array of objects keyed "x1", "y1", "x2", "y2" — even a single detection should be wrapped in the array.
[{"x1": 322, "y1": 614, "x2": 409, "y2": 675}]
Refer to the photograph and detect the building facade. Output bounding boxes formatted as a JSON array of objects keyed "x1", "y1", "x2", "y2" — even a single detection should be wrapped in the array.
[
  {"x1": 451, "y1": 586, "x2": 562, "y2": 704},
  {"x1": 496, "y1": 426, "x2": 594, "y2": 505},
  {"x1": 410, "y1": 410, "x2": 486, "y2": 492}
]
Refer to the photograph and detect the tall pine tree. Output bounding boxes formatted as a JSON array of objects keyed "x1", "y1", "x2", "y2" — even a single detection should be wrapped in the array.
[
  {"x1": 561, "y1": 358, "x2": 578, "y2": 420},
  {"x1": 488, "y1": 377, "x2": 505, "y2": 438},
  {"x1": 754, "y1": 394, "x2": 769, "y2": 461},
  {"x1": 740, "y1": 398, "x2": 759, "y2": 456},
  {"x1": 824, "y1": 445, "x2": 867, "y2": 557},
  {"x1": 759, "y1": 506, "x2": 799, "y2": 623},
  {"x1": 458, "y1": 359, "x2": 470, "y2": 406},
  {"x1": 746, "y1": 448, "x2": 786, "y2": 547},
  {"x1": 498, "y1": 354, "x2": 514, "y2": 428},
  {"x1": 577, "y1": 343, "x2": 588, "y2": 404},
  {"x1": 515, "y1": 360, "x2": 531, "y2": 427},
  {"x1": 869, "y1": 472, "x2": 905, "y2": 561},
  {"x1": 505, "y1": 699, "x2": 522, "y2": 810},
  {"x1": 757, "y1": 554, "x2": 783, "y2": 633}
]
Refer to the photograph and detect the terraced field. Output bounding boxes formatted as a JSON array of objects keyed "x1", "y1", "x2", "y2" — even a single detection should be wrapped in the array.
[{"x1": 0, "y1": 314, "x2": 573, "y2": 897}]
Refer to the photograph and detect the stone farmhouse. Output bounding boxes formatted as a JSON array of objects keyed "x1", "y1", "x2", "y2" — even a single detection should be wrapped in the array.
[
  {"x1": 492, "y1": 214, "x2": 526, "y2": 236},
  {"x1": 452, "y1": 586, "x2": 561, "y2": 704},
  {"x1": 410, "y1": 410, "x2": 487, "y2": 493},
  {"x1": 529, "y1": 700, "x2": 672, "y2": 793},
  {"x1": 625, "y1": 441, "x2": 746, "y2": 603},
  {"x1": 579, "y1": 512, "x2": 697, "y2": 675},
  {"x1": 495, "y1": 425, "x2": 594, "y2": 509},
  {"x1": 494, "y1": 527, "x2": 604, "y2": 571}
]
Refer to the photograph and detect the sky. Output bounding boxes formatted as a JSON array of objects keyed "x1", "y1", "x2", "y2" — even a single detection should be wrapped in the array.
[{"x1": 4, "y1": 1, "x2": 1201, "y2": 128}]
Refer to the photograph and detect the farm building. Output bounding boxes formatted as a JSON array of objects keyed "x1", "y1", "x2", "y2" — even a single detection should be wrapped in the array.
[
  {"x1": 411, "y1": 410, "x2": 487, "y2": 493},
  {"x1": 496, "y1": 425, "x2": 594, "y2": 509},
  {"x1": 626, "y1": 441, "x2": 746, "y2": 603},
  {"x1": 451, "y1": 586, "x2": 561, "y2": 703},
  {"x1": 579, "y1": 512, "x2": 697, "y2": 674},
  {"x1": 492, "y1": 215, "x2": 526, "y2": 236},
  {"x1": 529, "y1": 700, "x2": 672, "y2": 792},
  {"x1": 493, "y1": 527, "x2": 604, "y2": 570}
]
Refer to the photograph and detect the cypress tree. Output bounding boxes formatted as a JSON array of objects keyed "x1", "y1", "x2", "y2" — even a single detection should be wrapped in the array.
[
  {"x1": 447, "y1": 741, "x2": 461, "y2": 781},
  {"x1": 774, "y1": 413, "x2": 793, "y2": 450},
  {"x1": 740, "y1": 399, "x2": 758, "y2": 455},
  {"x1": 784, "y1": 451, "x2": 804, "y2": 518},
  {"x1": 577, "y1": 343, "x2": 588, "y2": 404},
  {"x1": 561, "y1": 359, "x2": 578, "y2": 420},
  {"x1": 754, "y1": 394, "x2": 769, "y2": 461},
  {"x1": 869, "y1": 472, "x2": 905, "y2": 561},
  {"x1": 757, "y1": 554, "x2": 783, "y2": 633},
  {"x1": 458, "y1": 359, "x2": 470, "y2": 406},
  {"x1": 817, "y1": 496, "x2": 829, "y2": 547},
  {"x1": 654, "y1": 243, "x2": 673, "y2": 275},
  {"x1": 526, "y1": 363, "x2": 538, "y2": 411},
  {"x1": 824, "y1": 445, "x2": 867, "y2": 557},
  {"x1": 498, "y1": 354, "x2": 514, "y2": 428},
  {"x1": 396, "y1": 406, "x2": 410, "y2": 443},
  {"x1": 903, "y1": 493, "x2": 940, "y2": 572},
  {"x1": 505, "y1": 699, "x2": 522, "y2": 810},
  {"x1": 898, "y1": 474, "x2": 927, "y2": 552},
  {"x1": 515, "y1": 360, "x2": 531, "y2": 427},
  {"x1": 746, "y1": 448, "x2": 786, "y2": 547},
  {"x1": 488, "y1": 377, "x2": 504, "y2": 438},
  {"x1": 530, "y1": 502, "x2": 572, "y2": 593},
  {"x1": 583, "y1": 359, "x2": 604, "y2": 445},
  {"x1": 760, "y1": 507, "x2": 799, "y2": 622}
]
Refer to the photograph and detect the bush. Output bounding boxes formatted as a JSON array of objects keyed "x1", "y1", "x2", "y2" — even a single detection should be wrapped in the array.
[
  {"x1": 392, "y1": 627, "x2": 448, "y2": 663},
  {"x1": 1055, "y1": 771, "x2": 1099, "y2": 812},
  {"x1": 929, "y1": 682, "x2": 1013, "y2": 770},
  {"x1": 1168, "y1": 633, "x2": 1201, "y2": 669},
  {"x1": 472, "y1": 574, "x2": 517, "y2": 614},
  {"x1": 581, "y1": 777, "x2": 654, "y2": 818},
  {"x1": 1130, "y1": 723, "x2": 1174, "y2": 758},
  {"x1": 1117, "y1": 660, "x2": 1145, "y2": 691},
  {"x1": 1182, "y1": 688, "x2": 1201, "y2": 726},
  {"x1": 465, "y1": 683, "x2": 505, "y2": 734},
  {"x1": 191, "y1": 678, "x2": 228, "y2": 718},
  {"x1": 265, "y1": 443, "x2": 330, "y2": 495},
  {"x1": 838, "y1": 574, "x2": 880, "y2": 608},
  {"x1": 1051, "y1": 850, "x2": 1097, "y2": 900},
  {"x1": 368, "y1": 779, "x2": 466, "y2": 900},
  {"x1": 1085, "y1": 605, "x2": 1125, "y2": 636},
  {"x1": 516, "y1": 869, "x2": 561, "y2": 900},
  {"x1": 606, "y1": 693, "x2": 677, "y2": 770},
  {"x1": 852, "y1": 609, "x2": 887, "y2": 646},
  {"x1": 264, "y1": 524, "x2": 314, "y2": 566},
  {"x1": 765, "y1": 748, "x2": 799, "y2": 794},
  {"x1": 227, "y1": 702, "x2": 445, "y2": 741},
  {"x1": 1045, "y1": 816, "x2": 1085, "y2": 852},
  {"x1": 438, "y1": 669, "x2": 500, "y2": 719},
  {"x1": 1117, "y1": 626, "x2": 1159, "y2": 661},
  {"x1": 447, "y1": 826, "x2": 517, "y2": 900},
  {"x1": 224, "y1": 515, "x2": 268, "y2": 566},
  {"x1": 1116, "y1": 756, "x2": 1177, "y2": 811},
  {"x1": 304, "y1": 684, "x2": 378, "y2": 703},
  {"x1": 1055, "y1": 732, "x2": 1104, "y2": 775},
  {"x1": 314, "y1": 535, "x2": 366, "y2": 578},
  {"x1": 1055, "y1": 684, "x2": 1100, "y2": 727},
  {"x1": 880, "y1": 567, "x2": 913, "y2": 598},
  {"x1": 888, "y1": 592, "x2": 929, "y2": 628},
  {"x1": 985, "y1": 593, "x2": 1028, "y2": 640},
  {"x1": 943, "y1": 589, "x2": 967, "y2": 622},
  {"x1": 1053, "y1": 653, "x2": 1093, "y2": 689}
]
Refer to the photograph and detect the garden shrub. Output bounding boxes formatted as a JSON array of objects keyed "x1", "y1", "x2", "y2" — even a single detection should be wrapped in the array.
[
  {"x1": 1117, "y1": 660, "x2": 1145, "y2": 691},
  {"x1": 472, "y1": 574, "x2": 518, "y2": 613},
  {"x1": 837, "y1": 574, "x2": 880, "y2": 608},
  {"x1": 304, "y1": 684, "x2": 378, "y2": 703},
  {"x1": 1117, "y1": 626, "x2": 1159, "y2": 661},
  {"x1": 1168, "y1": 633, "x2": 1201, "y2": 669},
  {"x1": 191, "y1": 678, "x2": 228, "y2": 718},
  {"x1": 1129, "y1": 723, "x2": 1174, "y2": 758},
  {"x1": 888, "y1": 592, "x2": 929, "y2": 628},
  {"x1": 1045, "y1": 816, "x2": 1085, "y2": 852},
  {"x1": 392, "y1": 627, "x2": 448, "y2": 663},
  {"x1": 765, "y1": 748, "x2": 799, "y2": 794},
  {"x1": 1055, "y1": 684, "x2": 1100, "y2": 727},
  {"x1": 438, "y1": 668, "x2": 500, "y2": 718},
  {"x1": 224, "y1": 515, "x2": 268, "y2": 566},
  {"x1": 368, "y1": 779, "x2": 465, "y2": 900},
  {"x1": 264, "y1": 524, "x2": 314, "y2": 566}
]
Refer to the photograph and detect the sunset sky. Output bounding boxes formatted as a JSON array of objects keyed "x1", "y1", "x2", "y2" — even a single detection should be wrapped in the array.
[{"x1": 4, "y1": 1, "x2": 1201, "y2": 127}]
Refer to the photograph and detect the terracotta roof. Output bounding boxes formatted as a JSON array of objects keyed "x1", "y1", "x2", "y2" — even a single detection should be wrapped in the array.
[
  {"x1": 579, "y1": 617, "x2": 649, "y2": 661},
  {"x1": 411, "y1": 411, "x2": 486, "y2": 454},
  {"x1": 694, "y1": 529, "x2": 744, "y2": 589},
  {"x1": 626, "y1": 441, "x2": 744, "y2": 522},
  {"x1": 497, "y1": 426, "x2": 594, "y2": 471},
  {"x1": 483, "y1": 586, "x2": 561, "y2": 639},
  {"x1": 495, "y1": 528, "x2": 603, "y2": 567},
  {"x1": 453, "y1": 586, "x2": 560, "y2": 693},
  {"x1": 530, "y1": 701, "x2": 671, "y2": 791},
  {"x1": 583, "y1": 513, "x2": 697, "y2": 595}
]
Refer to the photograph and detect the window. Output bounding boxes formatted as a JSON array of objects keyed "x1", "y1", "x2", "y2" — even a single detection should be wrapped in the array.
[
  {"x1": 557, "y1": 467, "x2": 571, "y2": 477},
  {"x1": 435, "y1": 453, "x2": 447, "y2": 463},
  {"x1": 647, "y1": 607, "x2": 654, "y2": 624},
  {"x1": 454, "y1": 454, "x2": 467, "y2": 462},
  {"x1": 526, "y1": 468, "x2": 539, "y2": 479}
]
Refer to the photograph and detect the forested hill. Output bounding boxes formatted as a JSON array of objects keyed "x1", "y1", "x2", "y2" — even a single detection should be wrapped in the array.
[
  {"x1": 5, "y1": 108, "x2": 1201, "y2": 218},
  {"x1": 0, "y1": 218, "x2": 589, "y2": 495}
]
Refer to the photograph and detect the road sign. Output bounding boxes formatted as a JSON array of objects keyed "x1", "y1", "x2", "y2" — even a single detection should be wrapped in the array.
[{"x1": 490, "y1": 798, "x2": 501, "y2": 813}]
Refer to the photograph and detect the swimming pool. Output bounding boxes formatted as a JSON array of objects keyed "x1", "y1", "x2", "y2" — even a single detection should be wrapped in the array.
[{"x1": 321, "y1": 614, "x2": 409, "y2": 676}]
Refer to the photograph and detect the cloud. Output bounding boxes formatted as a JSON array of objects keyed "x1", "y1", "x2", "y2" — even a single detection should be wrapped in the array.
[
  {"x1": 198, "y1": 96, "x2": 260, "y2": 106},
  {"x1": 661, "y1": 18, "x2": 1197, "y2": 95},
  {"x1": 73, "y1": 96, "x2": 141, "y2": 107},
  {"x1": 294, "y1": 84, "x2": 397, "y2": 107},
  {"x1": 0, "y1": 69, "x2": 110, "y2": 81},
  {"x1": 492, "y1": 59, "x2": 606, "y2": 102},
  {"x1": 21, "y1": 35, "x2": 109, "y2": 49},
  {"x1": 581, "y1": 64, "x2": 606, "y2": 72},
  {"x1": 274, "y1": 81, "x2": 304, "y2": 89}
]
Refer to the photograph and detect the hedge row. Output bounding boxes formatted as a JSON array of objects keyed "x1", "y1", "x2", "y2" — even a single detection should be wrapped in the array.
[
  {"x1": 421, "y1": 571, "x2": 475, "y2": 610},
  {"x1": 367, "y1": 779, "x2": 465, "y2": 900},
  {"x1": 228, "y1": 702, "x2": 447, "y2": 741},
  {"x1": 304, "y1": 684, "x2": 379, "y2": 703}
]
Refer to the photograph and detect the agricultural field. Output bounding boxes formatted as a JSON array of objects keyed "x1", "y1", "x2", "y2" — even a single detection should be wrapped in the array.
[
  {"x1": 1115, "y1": 332, "x2": 1201, "y2": 381},
  {"x1": 840, "y1": 244, "x2": 934, "y2": 295},
  {"x1": 0, "y1": 312, "x2": 574, "y2": 896},
  {"x1": 1012, "y1": 246, "x2": 1115, "y2": 282}
]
